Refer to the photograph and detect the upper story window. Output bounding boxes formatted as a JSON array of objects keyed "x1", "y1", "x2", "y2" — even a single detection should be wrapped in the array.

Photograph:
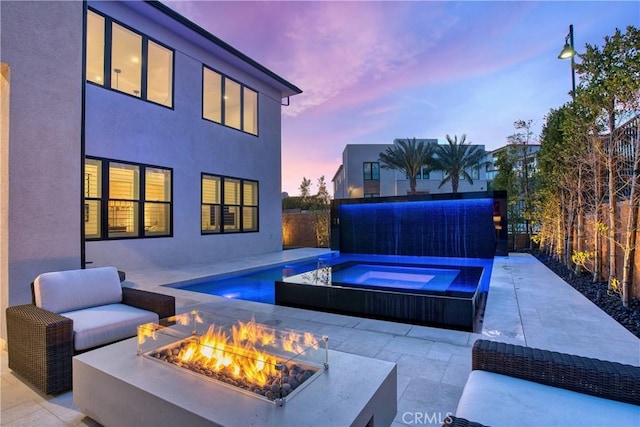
[
  {"x1": 471, "y1": 165, "x2": 480, "y2": 180},
  {"x1": 85, "y1": 157, "x2": 172, "y2": 240},
  {"x1": 406, "y1": 166, "x2": 430, "y2": 180},
  {"x1": 202, "y1": 67, "x2": 258, "y2": 135},
  {"x1": 86, "y1": 9, "x2": 174, "y2": 108},
  {"x1": 420, "y1": 166, "x2": 430, "y2": 180},
  {"x1": 450, "y1": 166, "x2": 480, "y2": 181},
  {"x1": 201, "y1": 174, "x2": 259, "y2": 234},
  {"x1": 363, "y1": 162, "x2": 380, "y2": 180}
]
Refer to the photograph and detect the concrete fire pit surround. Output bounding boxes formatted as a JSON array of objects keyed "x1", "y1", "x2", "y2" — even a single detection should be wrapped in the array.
[{"x1": 73, "y1": 336, "x2": 397, "y2": 427}]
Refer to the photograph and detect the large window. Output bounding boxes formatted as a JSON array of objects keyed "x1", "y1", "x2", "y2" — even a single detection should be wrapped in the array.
[
  {"x1": 86, "y1": 9, "x2": 174, "y2": 108},
  {"x1": 406, "y1": 165, "x2": 430, "y2": 180},
  {"x1": 224, "y1": 79, "x2": 241, "y2": 130},
  {"x1": 201, "y1": 174, "x2": 258, "y2": 234},
  {"x1": 84, "y1": 158, "x2": 103, "y2": 239},
  {"x1": 471, "y1": 165, "x2": 480, "y2": 180},
  {"x1": 363, "y1": 162, "x2": 380, "y2": 180},
  {"x1": 202, "y1": 67, "x2": 259, "y2": 135},
  {"x1": 84, "y1": 157, "x2": 172, "y2": 240},
  {"x1": 111, "y1": 23, "x2": 142, "y2": 97},
  {"x1": 86, "y1": 11, "x2": 105, "y2": 86}
]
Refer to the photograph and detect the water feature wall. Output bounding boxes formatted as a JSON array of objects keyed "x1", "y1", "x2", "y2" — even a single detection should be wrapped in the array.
[{"x1": 331, "y1": 192, "x2": 507, "y2": 258}]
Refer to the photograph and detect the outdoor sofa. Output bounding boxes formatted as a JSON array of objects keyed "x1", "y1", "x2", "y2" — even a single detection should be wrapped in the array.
[
  {"x1": 5, "y1": 266, "x2": 175, "y2": 394},
  {"x1": 443, "y1": 339, "x2": 640, "y2": 427}
]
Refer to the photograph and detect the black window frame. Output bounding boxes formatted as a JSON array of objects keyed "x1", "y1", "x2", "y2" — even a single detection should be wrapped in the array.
[
  {"x1": 86, "y1": 7, "x2": 175, "y2": 109},
  {"x1": 85, "y1": 156, "x2": 173, "y2": 241},
  {"x1": 201, "y1": 173, "x2": 259, "y2": 234},
  {"x1": 201, "y1": 65, "x2": 260, "y2": 136},
  {"x1": 363, "y1": 162, "x2": 380, "y2": 181},
  {"x1": 406, "y1": 166, "x2": 430, "y2": 180}
]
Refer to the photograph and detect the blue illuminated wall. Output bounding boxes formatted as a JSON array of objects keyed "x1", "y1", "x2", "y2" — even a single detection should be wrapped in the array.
[{"x1": 332, "y1": 193, "x2": 507, "y2": 258}]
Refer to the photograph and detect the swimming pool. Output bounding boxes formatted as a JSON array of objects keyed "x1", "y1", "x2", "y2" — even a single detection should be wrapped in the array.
[{"x1": 167, "y1": 253, "x2": 493, "y2": 331}]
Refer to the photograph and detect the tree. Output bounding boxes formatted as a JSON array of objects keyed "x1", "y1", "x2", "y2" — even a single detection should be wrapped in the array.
[
  {"x1": 432, "y1": 134, "x2": 486, "y2": 193},
  {"x1": 282, "y1": 196, "x2": 303, "y2": 210},
  {"x1": 312, "y1": 176, "x2": 331, "y2": 247},
  {"x1": 560, "y1": 99, "x2": 606, "y2": 279},
  {"x1": 621, "y1": 116, "x2": 640, "y2": 306},
  {"x1": 538, "y1": 107, "x2": 573, "y2": 263},
  {"x1": 315, "y1": 175, "x2": 331, "y2": 206},
  {"x1": 508, "y1": 119, "x2": 537, "y2": 249},
  {"x1": 379, "y1": 138, "x2": 435, "y2": 194},
  {"x1": 575, "y1": 25, "x2": 640, "y2": 302},
  {"x1": 299, "y1": 177, "x2": 312, "y2": 210},
  {"x1": 535, "y1": 26, "x2": 640, "y2": 306},
  {"x1": 493, "y1": 147, "x2": 521, "y2": 251}
]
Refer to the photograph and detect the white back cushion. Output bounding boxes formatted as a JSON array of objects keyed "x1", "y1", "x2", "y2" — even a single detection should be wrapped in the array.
[
  {"x1": 34, "y1": 267, "x2": 122, "y2": 313},
  {"x1": 456, "y1": 370, "x2": 640, "y2": 427}
]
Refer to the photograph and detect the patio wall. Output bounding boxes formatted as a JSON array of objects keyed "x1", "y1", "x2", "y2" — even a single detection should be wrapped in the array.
[{"x1": 282, "y1": 210, "x2": 330, "y2": 248}]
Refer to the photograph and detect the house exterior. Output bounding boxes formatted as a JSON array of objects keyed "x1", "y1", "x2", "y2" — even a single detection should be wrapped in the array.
[
  {"x1": 1, "y1": 0, "x2": 301, "y2": 338},
  {"x1": 332, "y1": 140, "x2": 489, "y2": 199},
  {"x1": 485, "y1": 144, "x2": 541, "y2": 184}
]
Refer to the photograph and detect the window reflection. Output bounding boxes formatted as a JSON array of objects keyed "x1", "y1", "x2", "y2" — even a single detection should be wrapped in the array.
[
  {"x1": 224, "y1": 79, "x2": 241, "y2": 130},
  {"x1": 243, "y1": 87, "x2": 258, "y2": 135},
  {"x1": 111, "y1": 23, "x2": 142, "y2": 97},
  {"x1": 203, "y1": 68, "x2": 222, "y2": 123},
  {"x1": 147, "y1": 40, "x2": 173, "y2": 107},
  {"x1": 86, "y1": 11, "x2": 105, "y2": 86}
]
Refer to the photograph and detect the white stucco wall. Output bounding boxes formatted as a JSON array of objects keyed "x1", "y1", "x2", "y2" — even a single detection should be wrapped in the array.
[
  {"x1": 0, "y1": 0, "x2": 83, "y2": 329},
  {"x1": 84, "y1": 1, "x2": 285, "y2": 271}
]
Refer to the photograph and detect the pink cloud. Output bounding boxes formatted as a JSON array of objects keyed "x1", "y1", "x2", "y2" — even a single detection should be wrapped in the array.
[{"x1": 165, "y1": 1, "x2": 540, "y2": 119}]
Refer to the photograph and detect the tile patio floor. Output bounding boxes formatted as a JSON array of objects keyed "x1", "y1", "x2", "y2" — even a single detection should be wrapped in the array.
[{"x1": 2, "y1": 251, "x2": 639, "y2": 426}]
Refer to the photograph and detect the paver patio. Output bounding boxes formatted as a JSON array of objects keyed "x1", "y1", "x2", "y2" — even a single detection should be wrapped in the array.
[{"x1": 1, "y1": 252, "x2": 638, "y2": 426}]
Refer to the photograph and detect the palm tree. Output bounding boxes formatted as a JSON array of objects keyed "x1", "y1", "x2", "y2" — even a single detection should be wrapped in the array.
[
  {"x1": 432, "y1": 134, "x2": 486, "y2": 193},
  {"x1": 379, "y1": 138, "x2": 436, "y2": 194}
]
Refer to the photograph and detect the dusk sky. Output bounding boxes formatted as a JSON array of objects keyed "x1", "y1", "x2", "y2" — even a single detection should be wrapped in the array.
[{"x1": 165, "y1": 1, "x2": 639, "y2": 196}]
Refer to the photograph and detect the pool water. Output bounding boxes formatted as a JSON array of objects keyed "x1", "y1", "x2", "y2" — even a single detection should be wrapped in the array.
[
  {"x1": 167, "y1": 253, "x2": 492, "y2": 305},
  {"x1": 173, "y1": 261, "x2": 318, "y2": 304},
  {"x1": 331, "y1": 264, "x2": 460, "y2": 291}
]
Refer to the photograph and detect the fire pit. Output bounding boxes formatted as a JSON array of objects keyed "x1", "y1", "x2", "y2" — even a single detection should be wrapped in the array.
[{"x1": 137, "y1": 311, "x2": 328, "y2": 406}]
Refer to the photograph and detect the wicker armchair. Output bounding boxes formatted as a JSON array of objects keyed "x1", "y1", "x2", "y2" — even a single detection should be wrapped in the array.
[
  {"x1": 471, "y1": 339, "x2": 639, "y2": 405},
  {"x1": 443, "y1": 339, "x2": 640, "y2": 427},
  {"x1": 6, "y1": 286, "x2": 175, "y2": 394}
]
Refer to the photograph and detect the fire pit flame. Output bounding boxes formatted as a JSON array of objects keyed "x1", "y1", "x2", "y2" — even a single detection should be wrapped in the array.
[{"x1": 140, "y1": 314, "x2": 328, "y2": 404}]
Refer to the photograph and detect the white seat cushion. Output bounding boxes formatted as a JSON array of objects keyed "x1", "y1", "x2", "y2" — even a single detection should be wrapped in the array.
[
  {"x1": 456, "y1": 370, "x2": 640, "y2": 427},
  {"x1": 62, "y1": 304, "x2": 158, "y2": 351},
  {"x1": 34, "y1": 267, "x2": 122, "y2": 313}
]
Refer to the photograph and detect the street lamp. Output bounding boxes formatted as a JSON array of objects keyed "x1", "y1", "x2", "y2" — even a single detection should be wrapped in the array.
[{"x1": 558, "y1": 24, "x2": 576, "y2": 97}]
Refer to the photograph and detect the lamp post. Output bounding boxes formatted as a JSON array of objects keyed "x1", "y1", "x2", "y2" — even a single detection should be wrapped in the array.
[{"x1": 557, "y1": 24, "x2": 576, "y2": 97}]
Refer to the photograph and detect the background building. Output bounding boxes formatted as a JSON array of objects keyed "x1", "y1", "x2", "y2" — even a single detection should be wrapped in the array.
[
  {"x1": 486, "y1": 144, "x2": 541, "y2": 186},
  {"x1": 333, "y1": 139, "x2": 489, "y2": 199}
]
